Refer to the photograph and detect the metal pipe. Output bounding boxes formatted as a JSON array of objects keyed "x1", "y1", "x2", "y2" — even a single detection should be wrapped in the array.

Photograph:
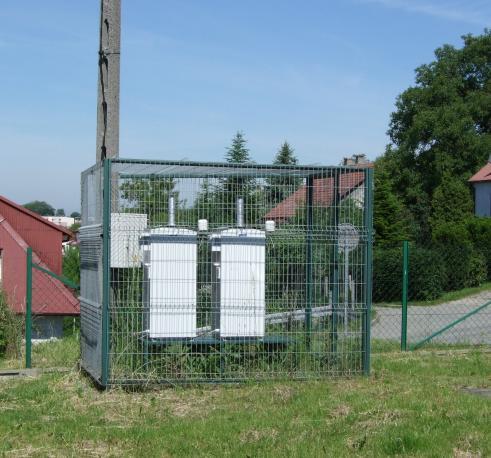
[
  {"x1": 401, "y1": 240, "x2": 409, "y2": 351},
  {"x1": 168, "y1": 194, "x2": 176, "y2": 227},
  {"x1": 236, "y1": 197, "x2": 244, "y2": 228}
]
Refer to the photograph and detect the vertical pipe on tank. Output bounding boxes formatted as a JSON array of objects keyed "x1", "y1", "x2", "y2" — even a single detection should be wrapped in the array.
[
  {"x1": 168, "y1": 194, "x2": 176, "y2": 227},
  {"x1": 236, "y1": 197, "x2": 244, "y2": 228}
]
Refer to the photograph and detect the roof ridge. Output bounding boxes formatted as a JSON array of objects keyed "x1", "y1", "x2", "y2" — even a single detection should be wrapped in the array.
[{"x1": 0, "y1": 195, "x2": 74, "y2": 238}]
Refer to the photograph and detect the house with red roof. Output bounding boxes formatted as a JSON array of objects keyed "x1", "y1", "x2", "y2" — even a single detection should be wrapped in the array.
[
  {"x1": 469, "y1": 159, "x2": 491, "y2": 217},
  {"x1": 265, "y1": 155, "x2": 372, "y2": 222},
  {"x1": 0, "y1": 196, "x2": 79, "y2": 339}
]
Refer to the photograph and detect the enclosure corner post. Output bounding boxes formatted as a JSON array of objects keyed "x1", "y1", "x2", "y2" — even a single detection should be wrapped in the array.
[
  {"x1": 101, "y1": 158, "x2": 112, "y2": 386},
  {"x1": 25, "y1": 247, "x2": 33, "y2": 369},
  {"x1": 305, "y1": 175, "x2": 314, "y2": 350},
  {"x1": 330, "y1": 170, "x2": 341, "y2": 357},
  {"x1": 362, "y1": 168, "x2": 373, "y2": 376},
  {"x1": 401, "y1": 240, "x2": 409, "y2": 351}
]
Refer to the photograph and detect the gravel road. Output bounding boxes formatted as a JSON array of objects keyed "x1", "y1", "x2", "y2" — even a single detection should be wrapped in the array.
[{"x1": 371, "y1": 291, "x2": 491, "y2": 345}]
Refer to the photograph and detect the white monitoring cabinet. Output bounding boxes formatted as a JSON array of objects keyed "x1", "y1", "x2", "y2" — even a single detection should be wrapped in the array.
[
  {"x1": 141, "y1": 227, "x2": 198, "y2": 339},
  {"x1": 210, "y1": 228, "x2": 266, "y2": 338}
]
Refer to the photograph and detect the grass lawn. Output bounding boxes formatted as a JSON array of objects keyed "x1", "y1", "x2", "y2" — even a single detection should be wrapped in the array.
[{"x1": 0, "y1": 340, "x2": 490, "y2": 457}]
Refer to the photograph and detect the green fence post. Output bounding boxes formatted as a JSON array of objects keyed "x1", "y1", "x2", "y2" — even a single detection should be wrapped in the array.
[
  {"x1": 330, "y1": 170, "x2": 341, "y2": 357},
  {"x1": 305, "y1": 175, "x2": 314, "y2": 350},
  {"x1": 101, "y1": 159, "x2": 111, "y2": 387},
  {"x1": 401, "y1": 240, "x2": 409, "y2": 351},
  {"x1": 362, "y1": 168, "x2": 374, "y2": 375},
  {"x1": 25, "y1": 247, "x2": 32, "y2": 369}
]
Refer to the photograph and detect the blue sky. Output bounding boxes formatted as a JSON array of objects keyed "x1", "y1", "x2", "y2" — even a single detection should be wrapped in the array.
[{"x1": 0, "y1": 0, "x2": 489, "y2": 214}]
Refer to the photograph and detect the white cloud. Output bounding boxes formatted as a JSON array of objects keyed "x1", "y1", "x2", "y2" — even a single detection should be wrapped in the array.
[{"x1": 361, "y1": 0, "x2": 491, "y2": 26}]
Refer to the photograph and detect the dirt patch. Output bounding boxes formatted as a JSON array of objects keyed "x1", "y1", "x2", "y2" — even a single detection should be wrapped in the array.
[
  {"x1": 460, "y1": 387, "x2": 491, "y2": 398},
  {"x1": 240, "y1": 428, "x2": 278, "y2": 443}
]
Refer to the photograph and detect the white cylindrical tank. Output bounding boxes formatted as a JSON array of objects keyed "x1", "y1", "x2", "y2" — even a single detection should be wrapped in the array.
[
  {"x1": 210, "y1": 228, "x2": 266, "y2": 338},
  {"x1": 141, "y1": 227, "x2": 197, "y2": 339}
]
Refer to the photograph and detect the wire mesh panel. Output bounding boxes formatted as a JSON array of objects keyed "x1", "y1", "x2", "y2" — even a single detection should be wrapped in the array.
[
  {"x1": 80, "y1": 163, "x2": 105, "y2": 381},
  {"x1": 81, "y1": 159, "x2": 373, "y2": 386},
  {"x1": 371, "y1": 240, "x2": 491, "y2": 352}
]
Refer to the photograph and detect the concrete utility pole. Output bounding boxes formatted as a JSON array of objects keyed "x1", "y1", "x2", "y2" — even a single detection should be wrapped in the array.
[{"x1": 96, "y1": 0, "x2": 121, "y2": 162}]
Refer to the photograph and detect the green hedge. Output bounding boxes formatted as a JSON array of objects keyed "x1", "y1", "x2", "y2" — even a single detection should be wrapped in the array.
[
  {"x1": 466, "y1": 217, "x2": 491, "y2": 280},
  {"x1": 373, "y1": 247, "x2": 402, "y2": 302},
  {"x1": 374, "y1": 246, "x2": 446, "y2": 302},
  {"x1": 0, "y1": 290, "x2": 22, "y2": 358}
]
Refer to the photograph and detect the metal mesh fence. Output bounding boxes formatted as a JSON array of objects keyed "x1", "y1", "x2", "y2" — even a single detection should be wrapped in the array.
[
  {"x1": 371, "y1": 241, "x2": 491, "y2": 352},
  {"x1": 0, "y1": 229, "x2": 80, "y2": 369},
  {"x1": 80, "y1": 159, "x2": 374, "y2": 386}
]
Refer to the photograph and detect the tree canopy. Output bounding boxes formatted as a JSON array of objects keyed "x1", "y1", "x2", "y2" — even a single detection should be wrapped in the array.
[
  {"x1": 267, "y1": 141, "x2": 300, "y2": 205},
  {"x1": 376, "y1": 31, "x2": 491, "y2": 242},
  {"x1": 225, "y1": 131, "x2": 251, "y2": 164},
  {"x1": 23, "y1": 200, "x2": 55, "y2": 216}
]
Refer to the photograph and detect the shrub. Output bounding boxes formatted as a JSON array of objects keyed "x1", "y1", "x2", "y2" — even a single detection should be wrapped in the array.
[
  {"x1": 373, "y1": 247, "x2": 402, "y2": 302},
  {"x1": 466, "y1": 217, "x2": 491, "y2": 280},
  {"x1": 432, "y1": 222, "x2": 487, "y2": 290},
  {"x1": 409, "y1": 247, "x2": 446, "y2": 300},
  {"x1": 373, "y1": 245, "x2": 447, "y2": 302},
  {"x1": 0, "y1": 290, "x2": 22, "y2": 358},
  {"x1": 62, "y1": 246, "x2": 80, "y2": 285}
]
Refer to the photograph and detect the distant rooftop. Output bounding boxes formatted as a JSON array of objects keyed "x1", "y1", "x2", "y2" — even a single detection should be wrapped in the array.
[{"x1": 469, "y1": 161, "x2": 491, "y2": 184}]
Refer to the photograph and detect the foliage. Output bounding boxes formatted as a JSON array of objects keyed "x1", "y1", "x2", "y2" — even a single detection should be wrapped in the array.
[
  {"x1": 0, "y1": 290, "x2": 22, "y2": 358},
  {"x1": 55, "y1": 208, "x2": 65, "y2": 216},
  {"x1": 433, "y1": 223, "x2": 486, "y2": 290},
  {"x1": 120, "y1": 176, "x2": 176, "y2": 226},
  {"x1": 373, "y1": 245, "x2": 447, "y2": 302},
  {"x1": 429, "y1": 173, "x2": 474, "y2": 231},
  {"x1": 408, "y1": 246, "x2": 447, "y2": 300},
  {"x1": 225, "y1": 131, "x2": 251, "y2": 164},
  {"x1": 373, "y1": 247, "x2": 402, "y2": 302},
  {"x1": 466, "y1": 216, "x2": 491, "y2": 280},
  {"x1": 69, "y1": 222, "x2": 81, "y2": 232},
  {"x1": 23, "y1": 200, "x2": 55, "y2": 216},
  {"x1": 195, "y1": 131, "x2": 260, "y2": 226},
  {"x1": 380, "y1": 32, "x2": 491, "y2": 241},
  {"x1": 70, "y1": 211, "x2": 81, "y2": 218},
  {"x1": 266, "y1": 141, "x2": 301, "y2": 205},
  {"x1": 373, "y1": 160, "x2": 412, "y2": 245},
  {"x1": 62, "y1": 246, "x2": 80, "y2": 286}
]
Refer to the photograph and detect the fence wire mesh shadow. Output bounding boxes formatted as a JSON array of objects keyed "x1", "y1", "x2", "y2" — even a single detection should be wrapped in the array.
[
  {"x1": 80, "y1": 159, "x2": 374, "y2": 386},
  {"x1": 371, "y1": 240, "x2": 491, "y2": 353}
]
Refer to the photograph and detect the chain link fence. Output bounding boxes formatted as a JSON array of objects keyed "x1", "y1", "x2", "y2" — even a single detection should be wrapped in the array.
[{"x1": 372, "y1": 239, "x2": 491, "y2": 352}]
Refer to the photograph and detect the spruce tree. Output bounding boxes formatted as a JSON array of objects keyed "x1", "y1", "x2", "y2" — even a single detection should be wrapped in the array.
[
  {"x1": 225, "y1": 131, "x2": 251, "y2": 163},
  {"x1": 274, "y1": 141, "x2": 298, "y2": 166},
  {"x1": 267, "y1": 141, "x2": 300, "y2": 205}
]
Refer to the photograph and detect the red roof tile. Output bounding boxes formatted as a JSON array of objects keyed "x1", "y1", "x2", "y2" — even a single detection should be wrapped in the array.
[
  {"x1": 265, "y1": 171, "x2": 366, "y2": 220},
  {"x1": 0, "y1": 195, "x2": 74, "y2": 239},
  {"x1": 469, "y1": 162, "x2": 491, "y2": 183},
  {"x1": 0, "y1": 215, "x2": 79, "y2": 315}
]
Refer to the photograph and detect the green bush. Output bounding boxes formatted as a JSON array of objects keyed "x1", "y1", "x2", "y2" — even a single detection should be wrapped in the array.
[
  {"x1": 373, "y1": 247, "x2": 402, "y2": 302},
  {"x1": 432, "y1": 222, "x2": 486, "y2": 290},
  {"x1": 409, "y1": 247, "x2": 446, "y2": 300},
  {"x1": 373, "y1": 245, "x2": 447, "y2": 302},
  {"x1": 0, "y1": 290, "x2": 22, "y2": 358},
  {"x1": 466, "y1": 217, "x2": 491, "y2": 280},
  {"x1": 62, "y1": 246, "x2": 80, "y2": 286}
]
